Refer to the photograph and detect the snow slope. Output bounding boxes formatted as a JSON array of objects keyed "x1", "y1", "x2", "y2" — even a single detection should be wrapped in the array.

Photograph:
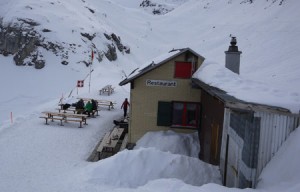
[{"x1": 0, "y1": 0, "x2": 299, "y2": 192}]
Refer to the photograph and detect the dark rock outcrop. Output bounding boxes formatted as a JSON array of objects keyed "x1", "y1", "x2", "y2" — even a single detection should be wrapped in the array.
[
  {"x1": 111, "y1": 33, "x2": 124, "y2": 52},
  {"x1": 140, "y1": 0, "x2": 174, "y2": 15},
  {"x1": 0, "y1": 19, "x2": 47, "y2": 69},
  {"x1": 0, "y1": 17, "x2": 130, "y2": 69},
  {"x1": 81, "y1": 32, "x2": 96, "y2": 41},
  {"x1": 0, "y1": 18, "x2": 67, "y2": 69},
  {"x1": 104, "y1": 32, "x2": 130, "y2": 54},
  {"x1": 104, "y1": 44, "x2": 117, "y2": 61}
]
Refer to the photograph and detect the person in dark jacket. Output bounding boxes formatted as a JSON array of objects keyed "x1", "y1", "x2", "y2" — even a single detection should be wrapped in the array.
[
  {"x1": 75, "y1": 99, "x2": 85, "y2": 114},
  {"x1": 91, "y1": 99, "x2": 97, "y2": 110},
  {"x1": 121, "y1": 98, "x2": 130, "y2": 118},
  {"x1": 62, "y1": 103, "x2": 71, "y2": 110},
  {"x1": 91, "y1": 99, "x2": 98, "y2": 117}
]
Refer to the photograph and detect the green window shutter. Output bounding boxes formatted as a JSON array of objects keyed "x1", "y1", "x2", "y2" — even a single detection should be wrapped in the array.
[{"x1": 157, "y1": 101, "x2": 172, "y2": 126}]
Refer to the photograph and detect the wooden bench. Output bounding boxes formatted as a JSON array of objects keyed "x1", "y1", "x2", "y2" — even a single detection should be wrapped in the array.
[
  {"x1": 97, "y1": 128, "x2": 125, "y2": 160},
  {"x1": 39, "y1": 116, "x2": 64, "y2": 126},
  {"x1": 102, "y1": 127, "x2": 124, "y2": 151},
  {"x1": 65, "y1": 118, "x2": 86, "y2": 127},
  {"x1": 119, "y1": 133, "x2": 128, "y2": 151},
  {"x1": 63, "y1": 113, "x2": 88, "y2": 128},
  {"x1": 56, "y1": 108, "x2": 76, "y2": 114},
  {"x1": 97, "y1": 132, "x2": 111, "y2": 159},
  {"x1": 56, "y1": 108, "x2": 100, "y2": 116},
  {"x1": 41, "y1": 111, "x2": 88, "y2": 128},
  {"x1": 99, "y1": 85, "x2": 114, "y2": 95},
  {"x1": 98, "y1": 101, "x2": 115, "y2": 110}
]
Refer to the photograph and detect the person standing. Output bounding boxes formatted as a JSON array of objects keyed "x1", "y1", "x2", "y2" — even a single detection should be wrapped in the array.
[{"x1": 121, "y1": 98, "x2": 130, "y2": 118}]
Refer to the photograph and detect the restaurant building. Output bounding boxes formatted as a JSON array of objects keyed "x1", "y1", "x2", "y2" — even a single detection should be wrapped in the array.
[
  {"x1": 119, "y1": 39, "x2": 300, "y2": 189},
  {"x1": 119, "y1": 48, "x2": 205, "y2": 143}
]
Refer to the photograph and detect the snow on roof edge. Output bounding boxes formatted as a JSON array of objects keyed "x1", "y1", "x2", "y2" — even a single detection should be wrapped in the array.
[{"x1": 193, "y1": 61, "x2": 300, "y2": 114}]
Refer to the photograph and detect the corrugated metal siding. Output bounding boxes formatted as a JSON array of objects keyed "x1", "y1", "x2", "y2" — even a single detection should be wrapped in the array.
[
  {"x1": 220, "y1": 108, "x2": 231, "y2": 185},
  {"x1": 255, "y1": 111, "x2": 300, "y2": 182},
  {"x1": 221, "y1": 108, "x2": 300, "y2": 188},
  {"x1": 227, "y1": 109, "x2": 260, "y2": 188}
]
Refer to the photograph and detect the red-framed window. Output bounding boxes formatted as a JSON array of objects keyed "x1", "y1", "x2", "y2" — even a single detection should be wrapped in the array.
[
  {"x1": 157, "y1": 101, "x2": 200, "y2": 129},
  {"x1": 171, "y1": 101, "x2": 200, "y2": 129},
  {"x1": 174, "y1": 62, "x2": 193, "y2": 79}
]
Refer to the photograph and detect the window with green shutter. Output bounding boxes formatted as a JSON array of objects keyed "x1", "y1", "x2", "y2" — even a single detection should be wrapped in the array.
[{"x1": 157, "y1": 101, "x2": 172, "y2": 126}]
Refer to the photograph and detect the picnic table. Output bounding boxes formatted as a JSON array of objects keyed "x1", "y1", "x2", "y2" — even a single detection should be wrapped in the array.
[
  {"x1": 97, "y1": 127, "x2": 126, "y2": 159},
  {"x1": 97, "y1": 100, "x2": 116, "y2": 110},
  {"x1": 78, "y1": 97, "x2": 116, "y2": 110},
  {"x1": 99, "y1": 85, "x2": 114, "y2": 96},
  {"x1": 56, "y1": 107, "x2": 77, "y2": 114},
  {"x1": 40, "y1": 111, "x2": 88, "y2": 128},
  {"x1": 56, "y1": 106, "x2": 99, "y2": 116}
]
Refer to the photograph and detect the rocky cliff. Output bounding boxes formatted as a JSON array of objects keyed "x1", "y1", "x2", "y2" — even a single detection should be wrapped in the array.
[{"x1": 0, "y1": 17, "x2": 129, "y2": 69}]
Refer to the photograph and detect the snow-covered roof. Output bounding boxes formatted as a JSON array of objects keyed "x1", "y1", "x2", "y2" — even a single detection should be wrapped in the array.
[
  {"x1": 192, "y1": 61, "x2": 300, "y2": 114},
  {"x1": 119, "y1": 48, "x2": 205, "y2": 86}
]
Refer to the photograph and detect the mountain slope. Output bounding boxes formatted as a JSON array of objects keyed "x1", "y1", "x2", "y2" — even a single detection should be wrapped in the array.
[
  {"x1": 0, "y1": 0, "x2": 299, "y2": 192},
  {"x1": 1, "y1": 0, "x2": 299, "y2": 132}
]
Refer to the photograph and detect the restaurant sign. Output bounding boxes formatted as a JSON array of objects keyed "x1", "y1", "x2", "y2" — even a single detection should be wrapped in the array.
[{"x1": 146, "y1": 79, "x2": 177, "y2": 87}]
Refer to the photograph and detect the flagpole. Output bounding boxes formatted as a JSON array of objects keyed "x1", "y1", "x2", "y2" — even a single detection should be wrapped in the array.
[
  {"x1": 89, "y1": 63, "x2": 91, "y2": 93},
  {"x1": 89, "y1": 49, "x2": 93, "y2": 93}
]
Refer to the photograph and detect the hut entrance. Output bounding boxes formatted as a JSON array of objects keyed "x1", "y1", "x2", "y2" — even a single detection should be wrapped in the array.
[{"x1": 211, "y1": 122, "x2": 220, "y2": 162}]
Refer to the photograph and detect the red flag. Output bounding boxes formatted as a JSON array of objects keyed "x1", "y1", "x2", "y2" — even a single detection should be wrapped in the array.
[
  {"x1": 91, "y1": 50, "x2": 94, "y2": 62},
  {"x1": 77, "y1": 80, "x2": 84, "y2": 87}
]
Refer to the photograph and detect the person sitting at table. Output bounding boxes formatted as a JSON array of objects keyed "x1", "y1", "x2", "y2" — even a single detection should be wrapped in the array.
[
  {"x1": 75, "y1": 99, "x2": 85, "y2": 114},
  {"x1": 84, "y1": 101, "x2": 93, "y2": 117},
  {"x1": 91, "y1": 99, "x2": 98, "y2": 116},
  {"x1": 62, "y1": 103, "x2": 71, "y2": 110}
]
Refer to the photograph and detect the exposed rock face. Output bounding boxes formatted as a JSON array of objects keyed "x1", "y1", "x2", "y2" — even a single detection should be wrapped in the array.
[
  {"x1": 241, "y1": 0, "x2": 285, "y2": 5},
  {"x1": 0, "y1": 18, "x2": 130, "y2": 69},
  {"x1": 81, "y1": 33, "x2": 95, "y2": 41},
  {"x1": 140, "y1": 0, "x2": 176, "y2": 15},
  {"x1": 105, "y1": 44, "x2": 117, "y2": 61},
  {"x1": 0, "y1": 21, "x2": 34, "y2": 55},
  {"x1": 111, "y1": 33, "x2": 124, "y2": 52},
  {"x1": 0, "y1": 18, "x2": 46, "y2": 69},
  {"x1": 104, "y1": 32, "x2": 130, "y2": 60}
]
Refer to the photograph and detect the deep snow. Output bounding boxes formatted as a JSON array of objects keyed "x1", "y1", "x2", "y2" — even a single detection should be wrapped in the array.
[{"x1": 0, "y1": 0, "x2": 300, "y2": 191}]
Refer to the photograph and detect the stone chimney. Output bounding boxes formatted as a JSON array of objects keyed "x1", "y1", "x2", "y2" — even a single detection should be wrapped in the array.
[{"x1": 225, "y1": 37, "x2": 242, "y2": 74}]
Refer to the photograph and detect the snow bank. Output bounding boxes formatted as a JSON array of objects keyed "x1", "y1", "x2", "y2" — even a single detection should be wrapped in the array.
[
  {"x1": 257, "y1": 127, "x2": 300, "y2": 192},
  {"x1": 87, "y1": 147, "x2": 221, "y2": 188},
  {"x1": 135, "y1": 130, "x2": 200, "y2": 158}
]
